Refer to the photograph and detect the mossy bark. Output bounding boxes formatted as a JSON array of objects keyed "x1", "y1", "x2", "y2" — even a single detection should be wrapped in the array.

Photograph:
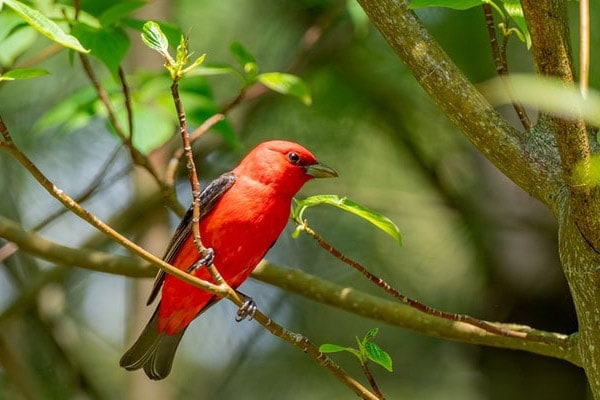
[{"x1": 356, "y1": 0, "x2": 600, "y2": 396}]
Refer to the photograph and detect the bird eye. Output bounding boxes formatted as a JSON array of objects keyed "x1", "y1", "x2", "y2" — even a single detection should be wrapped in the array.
[{"x1": 287, "y1": 152, "x2": 300, "y2": 164}]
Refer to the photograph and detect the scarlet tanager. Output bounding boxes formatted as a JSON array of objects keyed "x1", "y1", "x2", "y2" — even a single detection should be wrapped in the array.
[{"x1": 120, "y1": 140, "x2": 337, "y2": 380}]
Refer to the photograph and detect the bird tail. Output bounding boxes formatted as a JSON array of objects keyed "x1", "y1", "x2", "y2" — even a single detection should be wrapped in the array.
[{"x1": 120, "y1": 307, "x2": 186, "y2": 380}]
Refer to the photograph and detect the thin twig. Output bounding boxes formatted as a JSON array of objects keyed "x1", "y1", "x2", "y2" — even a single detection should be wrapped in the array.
[
  {"x1": 0, "y1": 144, "x2": 129, "y2": 263},
  {"x1": 78, "y1": 54, "x2": 184, "y2": 215},
  {"x1": 33, "y1": 145, "x2": 127, "y2": 230},
  {"x1": 482, "y1": 3, "x2": 531, "y2": 130},
  {"x1": 118, "y1": 67, "x2": 134, "y2": 139},
  {"x1": 78, "y1": 55, "x2": 127, "y2": 142},
  {"x1": 253, "y1": 261, "x2": 578, "y2": 363},
  {"x1": 0, "y1": 114, "x2": 220, "y2": 296},
  {"x1": 165, "y1": 4, "x2": 342, "y2": 187},
  {"x1": 0, "y1": 115, "x2": 378, "y2": 400},
  {"x1": 169, "y1": 79, "x2": 214, "y2": 266},
  {"x1": 0, "y1": 218, "x2": 579, "y2": 367},
  {"x1": 361, "y1": 363, "x2": 385, "y2": 400},
  {"x1": 297, "y1": 221, "x2": 568, "y2": 345},
  {"x1": 482, "y1": 3, "x2": 504, "y2": 76},
  {"x1": 166, "y1": 113, "x2": 225, "y2": 187}
]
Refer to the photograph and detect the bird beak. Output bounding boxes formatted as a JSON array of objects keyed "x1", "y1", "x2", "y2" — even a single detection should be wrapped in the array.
[{"x1": 304, "y1": 162, "x2": 338, "y2": 179}]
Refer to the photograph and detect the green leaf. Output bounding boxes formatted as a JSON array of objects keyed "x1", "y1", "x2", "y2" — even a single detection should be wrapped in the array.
[
  {"x1": 258, "y1": 72, "x2": 312, "y2": 105},
  {"x1": 34, "y1": 86, "x2": 100, "y2": 135},
  {"x1": 319, "y1": 343, "x2": 361, "y2": 360},
  {"x1": 500, "y1": 0, "x2": 530, "y2": 48},
  {"x1": 294, "y1": 195, "x2": 402, "y2": 245},
  {"x1": 408, "y1": 0, "x2": 483, "y2": 10},
  {"x1": 190, "y1": 63, "x2": 238, "y2": 77},
  {"x1": 175, "y1": 35, "x2": 189, "y2": 67},
  {"x1": 230, "y1": 41, "x2": 258, "y2": 80},
  {"x1": 364, "y1": 341, "x2": 393, "y2": 372},
  {"x1": 0, "y1": 68, "x2": 49, "y2": 81},
  {"x1": 99, "y1": 1, "x2": 147, "y2": 27},
  {"x1": 141, "y1": 20, "x2": 171, "y2": 59},
  {"x1": 183, "y1": 53, "x2": 207, "y2": 74},
  {"x1": 0, "y1": 11, "x2": 37, "y2": 66},
  {"x1": 346, "y1": 0, "x2": 370, "y2": 37},
  {"x1": 129, "y1": 104, "x2": 175, "y2": 154},
  {"x1": 363, "y1": 327, "x2": 379, "y2": 342},
  {"x1": 123, "y1": 18, "x2": 183, "y2": 50},
  {"x1": 3, "y1": 0, "x2": 89, "y2": 53},
  {"x1": 71, "y1": 23, "x2": 130, "y2": 79},
  {"x1": 319, "y1": 343, "x2": 355, "y2": 353}
]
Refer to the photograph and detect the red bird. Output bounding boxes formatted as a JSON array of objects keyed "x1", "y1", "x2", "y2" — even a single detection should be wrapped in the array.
[{"x1": 120, "y1": 140, "x2": 337, "y2": 379}]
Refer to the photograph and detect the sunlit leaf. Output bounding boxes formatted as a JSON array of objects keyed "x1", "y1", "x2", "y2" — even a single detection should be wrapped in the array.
[
  {"x1": 319, "y1": 343, "x2": 355, "y2": 353},
  {"x1": 190, "y1": 63, "x2": 239, "y2": 77},
  {"x1": 3, "y1": 0, "x2": 88, "y2": 53},
  {"x1": 141, "y1": 20, "x2": 170, "y2": 59},
  {"x1": 258, "y1": 72, "x2": 312, "y2": 105},
  {"x1": 123, "y1": 18, "x2": 182, "y2": 50},
  {"x1": 294, "y1": 195, "x2": 402, "y2": 245},
  {"x1": 500, "y1": 0, "x2": 530, "y2": 48},
  {"x1": 0, "y1": 68, "x2": 49, "y2": 81},
  {"x1": 0, "y1": 11, "x2": 37, "y2": 66},
  {"x1": 364, "y1": 341, "x2": 393, "y2": 372}
]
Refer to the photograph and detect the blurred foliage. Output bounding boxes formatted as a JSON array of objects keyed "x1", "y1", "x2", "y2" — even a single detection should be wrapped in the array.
[{"x1": 0, "y1": 0, "x2": 594, "y2": 399}]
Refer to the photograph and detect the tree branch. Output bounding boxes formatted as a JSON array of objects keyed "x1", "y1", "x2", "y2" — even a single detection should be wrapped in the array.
[
  {"x1": 0, "y1": 214, "x2": 580, "y2": 367},
  {"x1": 253, "y1": 261, "x2": 580, "y2": 366},
  {"x1": 355, "y1": 0, "x2": 558, "y2": 208},
  {"x1": 0, "y1": 218, "x2": 378, "y2": 398},
  {"x1": 520, "y1": 1, "x2": 600, "y2": 249},
  {"x1": 0, "y1": 215, "x2": 153, "y2": 277},
  {"x1": 0, "y1": 117, "x2": 378, "y2": 400}
]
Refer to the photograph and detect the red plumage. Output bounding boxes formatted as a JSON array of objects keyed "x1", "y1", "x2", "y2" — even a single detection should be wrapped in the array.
[{"x1": 120, "y1": 140, "x2": 336, "y2": 379}]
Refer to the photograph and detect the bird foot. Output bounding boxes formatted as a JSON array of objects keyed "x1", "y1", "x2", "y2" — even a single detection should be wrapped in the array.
[
  {"x1": 235, "y1": 292, "x2": 257, "y2": 322},
  {"x1": 187, "y1": 247, "x2": 215, "y2": 272}
]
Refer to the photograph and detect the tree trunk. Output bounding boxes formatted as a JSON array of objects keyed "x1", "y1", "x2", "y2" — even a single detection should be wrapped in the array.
[
  {"x1": 560, "y1": 213, "x2": 600, "y2": 396},
  {"x1": 357, "y1": 0, "x2": 600, "y2": 396}
]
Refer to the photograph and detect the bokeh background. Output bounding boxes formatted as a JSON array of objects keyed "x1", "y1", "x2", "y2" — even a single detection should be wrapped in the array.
[{"x1": 0, "y1": 1, "x2": 596, "y2": 399}]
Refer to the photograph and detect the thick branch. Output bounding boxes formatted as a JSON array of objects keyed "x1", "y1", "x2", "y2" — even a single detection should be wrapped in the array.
[
  {"x1": 521, "y1": 0, "x2": 600, "y2": 247},
  {"x1": 521, "y1": 0, "x2": 589, "y2": 178},
  {"x1": 355, "y1": 0, "x2": 556, "y2": 208},
  {"x1": 0, "y1": 216, "x2": 376, "y2": 399},
  {"x1": 0, "y1": 215, "x2": 153, "y2": 277},
  {"x1": 253, "y1": 261, "x2": 580, "y2": 366},
  {"x1": 0, "y1": 218, "x2": 579, "y2": 366}
]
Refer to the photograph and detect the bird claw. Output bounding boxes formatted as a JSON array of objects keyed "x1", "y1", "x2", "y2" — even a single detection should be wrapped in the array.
[
  {"x1": 187, "y1": 248, "x2": 215, "y2": 272},
  {"x1": 235, "y1": 293, "x2": 257, "y2": 322}
]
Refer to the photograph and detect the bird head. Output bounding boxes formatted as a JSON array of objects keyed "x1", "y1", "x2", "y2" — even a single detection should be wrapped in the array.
[{"x1": 235, "y1": 140, "x2": 337, "y2": 197}]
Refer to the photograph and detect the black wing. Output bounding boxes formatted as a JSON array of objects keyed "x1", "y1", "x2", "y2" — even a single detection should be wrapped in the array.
[{"x1": 145, "y1": 172, "x2": 236, "y2": 305}]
